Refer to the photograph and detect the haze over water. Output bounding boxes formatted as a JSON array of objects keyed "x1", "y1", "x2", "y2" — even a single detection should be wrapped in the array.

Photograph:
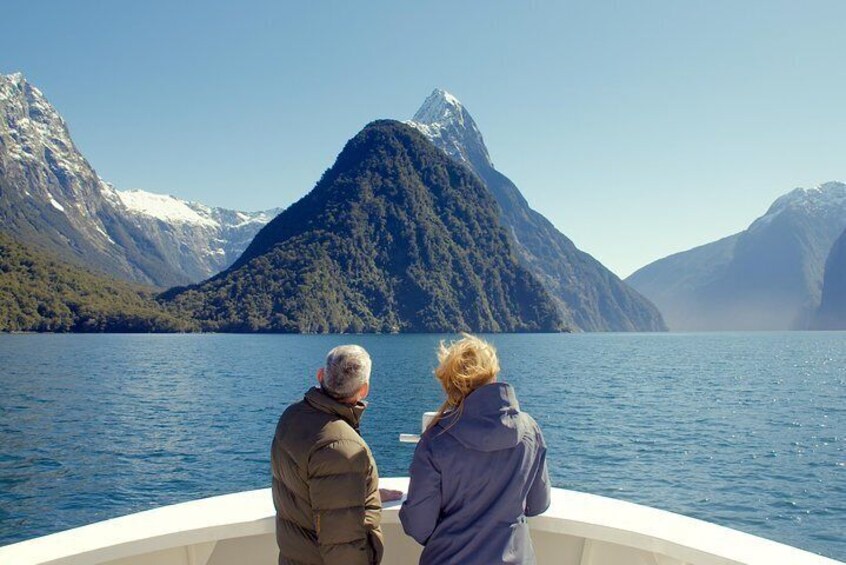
[{"x1": 0, "y1": 333, "x2": 843, "y2": 560}]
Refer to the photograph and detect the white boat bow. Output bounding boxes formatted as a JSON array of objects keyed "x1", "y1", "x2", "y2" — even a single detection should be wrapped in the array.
[{"x1": 0, "y1": 477, "x2": 840, "y2": 565}]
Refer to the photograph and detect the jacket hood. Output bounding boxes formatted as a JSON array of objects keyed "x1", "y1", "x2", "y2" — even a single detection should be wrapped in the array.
[
  {"x1": 304, "y1": 387, "x2": 367, "y2": 430},
  {"x1": 441, "y1": 382, "x2": 524, "y2": 452}
]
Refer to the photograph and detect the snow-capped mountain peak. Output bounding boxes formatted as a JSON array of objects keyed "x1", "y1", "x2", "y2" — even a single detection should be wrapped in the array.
[
  {"x1": 1, "y1": 72, "x2": 98, "y2": 210},
  {"x1": 406, "y1": 88, "x2": 493, "y2": 169},
  {"x1": 0, "y1": 73, "x2": 283, "y2": 285},
  {"x1": 744, "y1": 181, "x2": 846, "y2": 237},
  {"x1": 412, "y1": 88, "x2": 465, "y2": 126},
  {"x1": 763, "y1": 181, "x2": 846, "y2": 218}
]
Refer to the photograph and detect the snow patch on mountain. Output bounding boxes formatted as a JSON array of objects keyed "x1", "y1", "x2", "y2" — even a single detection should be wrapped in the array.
[
  {"x1": 768, "y1": 182, "x2": 846, "y2": 214},
  {"x1": 118, "y1": 190, "x2": 218, "y2": 227},
  {"x1": 113, "y1": 187, "x2": 282, "y2": 275},
  {"x1": 750, "y1": 182, "x2": 846, "y2": 231},
  {"x1": 48, "y1": 195, "x2": 65, "y2": 212},
  {"x1": 112, "y1": 193, "x2": 282, "y2": 277}
]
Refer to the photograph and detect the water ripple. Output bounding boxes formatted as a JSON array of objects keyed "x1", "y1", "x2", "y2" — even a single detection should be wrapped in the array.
[{"x1": 0, "y1": 332, "x2": 843, "y2": 560}]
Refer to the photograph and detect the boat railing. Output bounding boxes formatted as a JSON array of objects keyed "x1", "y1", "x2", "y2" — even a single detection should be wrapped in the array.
[{"x1": 0, "y1": 477, "x2": 840, "y2": 565}]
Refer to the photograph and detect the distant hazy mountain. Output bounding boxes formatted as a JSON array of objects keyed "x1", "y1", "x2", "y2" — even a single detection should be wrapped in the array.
[
  {"x1": 164, "y1": 120, "x2": 565, "y2": 333},
  {"x1": 627, "y1": 182, "x2": 846, "y2": 330},
  {"x1": 813, "y1": 227, "x2": 846, "y2": 329},
  {"x1": 407, "y1": 89, "x2": 666, "y2": 332},
  {"x1": 0, "y1": 72, "x2": 278, "y2": 286}
]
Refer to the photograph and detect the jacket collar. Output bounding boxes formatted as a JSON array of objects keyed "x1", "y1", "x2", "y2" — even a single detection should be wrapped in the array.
[{"x1": 305, "y1": 386, "x2": 367, "y2": 429}]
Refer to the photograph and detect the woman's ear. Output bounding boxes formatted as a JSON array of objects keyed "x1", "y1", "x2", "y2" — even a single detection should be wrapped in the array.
[{"x1": 316, "y1": 367, "x2": 324, "y2": 384}]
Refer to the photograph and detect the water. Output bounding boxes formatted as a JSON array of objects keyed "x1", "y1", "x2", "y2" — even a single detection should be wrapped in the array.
[{"x1": 0, "y1": 333, "x2": 843, "y2": 560}]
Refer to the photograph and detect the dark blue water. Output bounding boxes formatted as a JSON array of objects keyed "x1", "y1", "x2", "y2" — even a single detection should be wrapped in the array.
[{"x1": 0, "y1": 333, "x2": 843, "y2": 559}]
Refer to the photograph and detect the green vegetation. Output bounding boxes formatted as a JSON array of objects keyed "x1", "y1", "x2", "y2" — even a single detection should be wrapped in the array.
[
  {"x1": 163, "y1": 120, "x2": 565, "y2": 333},
  {"x1": 0, "y1": 232, "x2": 196, "y2": 332},
  {"x1": 0, "y1": 121, "x2": 569, "y2": 334}
]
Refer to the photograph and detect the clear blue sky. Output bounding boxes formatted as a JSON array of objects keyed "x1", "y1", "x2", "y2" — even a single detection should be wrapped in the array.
[{"x1": 3, "y1": 1, "x2": 845, "y2": 276}]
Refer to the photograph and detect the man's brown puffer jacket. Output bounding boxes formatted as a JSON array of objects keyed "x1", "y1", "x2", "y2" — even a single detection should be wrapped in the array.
[{"x1": 271, "y1": 387, "x2": 384, "y2": 565}]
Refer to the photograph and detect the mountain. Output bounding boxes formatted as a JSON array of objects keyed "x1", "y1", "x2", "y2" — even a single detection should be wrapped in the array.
[
  {"x1": 163, "y1": 120, "x2": 565, "y2": 333},
  {"x1": 0, "y1": 231, "x2": 194, "y2": 332},
  {"x1": 0, "y1": 72, "x2": 184, "y2": 286},
  {"x1": 115, "y1": 189, "x2": 281, "y2": 282},
  {"x1": 627, "y1": 182, "x2": 846, "y2": 330},
  {"x1": 813, "y1": 227, "x2": 846, "y2": 329},
  {"x1": 407, "y1": 90, "x2": 666, "y2": 332},
  {"x1": 0, "y1": 72, "x2": 277, "y2": 286}
]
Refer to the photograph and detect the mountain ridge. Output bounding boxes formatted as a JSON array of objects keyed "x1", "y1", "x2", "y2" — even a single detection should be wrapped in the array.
[
  {"x1": 407, "y1": 89, "x2": 666, "y2": 332},
  {"x1": 114, "y1": 188, "x2": 281, "y2": 281}
]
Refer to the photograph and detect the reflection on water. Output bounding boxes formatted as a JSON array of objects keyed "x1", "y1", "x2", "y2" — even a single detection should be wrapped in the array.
[{"x1": 0, "y1": 332, "x2": 843, "y2": 560}]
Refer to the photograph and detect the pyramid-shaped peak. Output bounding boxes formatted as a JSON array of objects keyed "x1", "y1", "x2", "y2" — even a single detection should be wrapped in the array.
[
  {"x1": 171, "y1": 115, "x2": 564, "y2": 333},
  {"x1": 408, "y1": 88, "x2": 493, "y2": 170},
  {"x1": 412, "y1": 88, "x2": 467, "y2": 125}
]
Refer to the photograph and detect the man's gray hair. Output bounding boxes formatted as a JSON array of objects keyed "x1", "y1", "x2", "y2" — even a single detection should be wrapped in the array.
[{"x1": 322, "y1": 345, "x2": 372, "y2": 400}]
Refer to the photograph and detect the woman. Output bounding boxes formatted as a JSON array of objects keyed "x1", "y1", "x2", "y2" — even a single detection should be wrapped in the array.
[{"x1": 399, "y1": 334, "x2": 551, "y2": 565}]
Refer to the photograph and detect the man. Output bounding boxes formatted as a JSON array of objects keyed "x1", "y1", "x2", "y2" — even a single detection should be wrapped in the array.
[{"x1": 271, "y1": 345, "x2": 396, "y2": 565}]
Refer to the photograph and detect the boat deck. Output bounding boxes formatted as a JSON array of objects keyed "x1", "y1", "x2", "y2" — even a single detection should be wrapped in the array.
[{"x1": 0, "y1": 478, "x2": 840, "y2": 565}]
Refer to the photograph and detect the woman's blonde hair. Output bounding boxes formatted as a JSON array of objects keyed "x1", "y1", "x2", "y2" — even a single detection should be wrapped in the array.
[{"x1": 427, "y1": 333, "x2": 500, "y2": 431}]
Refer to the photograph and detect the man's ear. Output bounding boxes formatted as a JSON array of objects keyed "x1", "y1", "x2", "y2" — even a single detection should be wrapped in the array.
[
  {"x1": 358, "y1": 381, "x2": 370, "y2": 401},
  {"x1": 317, "y1": 367, "x2": 324, "y2": 384}
]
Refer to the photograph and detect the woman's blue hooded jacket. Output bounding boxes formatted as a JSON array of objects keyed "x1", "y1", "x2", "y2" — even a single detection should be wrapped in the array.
[{"x1": 399, "y1": 382, "x2": 551, "y2": 564}]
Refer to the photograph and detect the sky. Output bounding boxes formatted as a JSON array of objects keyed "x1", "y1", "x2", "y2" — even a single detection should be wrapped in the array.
[{"x1": 2, "y1": 1, "x2": 845, "y2": 277}]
